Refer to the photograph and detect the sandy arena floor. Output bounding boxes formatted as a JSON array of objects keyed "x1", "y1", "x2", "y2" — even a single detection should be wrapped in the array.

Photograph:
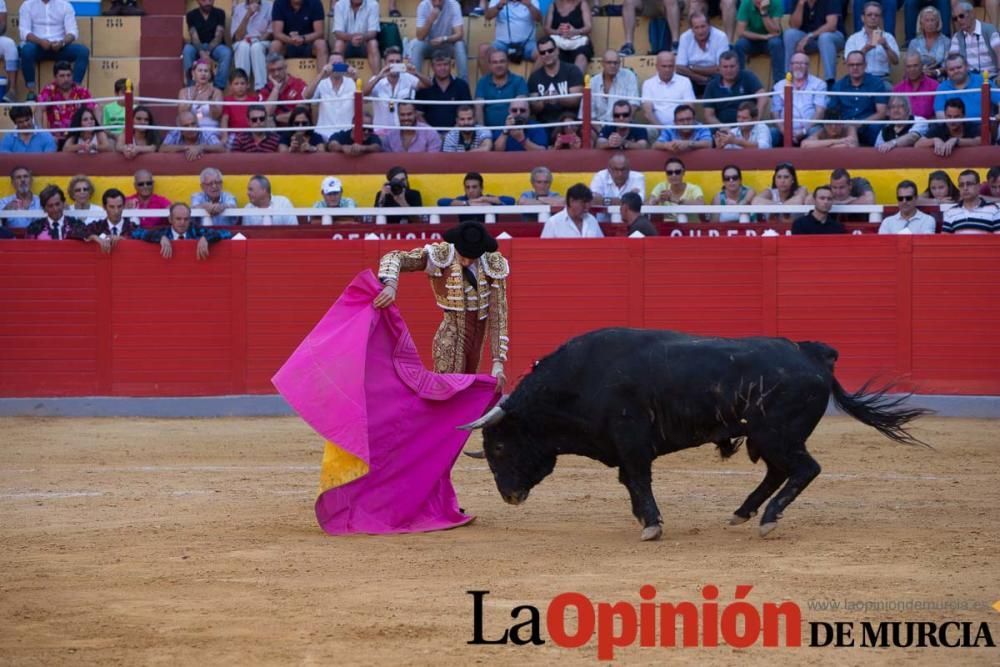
[{"x1": 0, "y1": 416, "x2": 998, "y2": 666}]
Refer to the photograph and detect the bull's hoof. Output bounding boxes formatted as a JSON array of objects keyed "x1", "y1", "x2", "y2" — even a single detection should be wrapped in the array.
[
  {"x1": 463, "y1": 449, "x2": 486, "y2": 459},
  {"x1": 759, "y1": 522, "x2": 778, "y2": 537},
  {"x1": 640, "y1": 525, "x2": 663, "y2": 541},
  {"x1": 729, "y1": 511, "x2": 754, "y2": 525}
]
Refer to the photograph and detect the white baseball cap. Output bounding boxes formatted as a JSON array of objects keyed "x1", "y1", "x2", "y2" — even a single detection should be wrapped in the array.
[{"x1": 321, "y1": 176, "x2": 343, "y2": 194}]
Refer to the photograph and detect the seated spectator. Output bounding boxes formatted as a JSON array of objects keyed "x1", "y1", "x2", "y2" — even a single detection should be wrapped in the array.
[
  {"x1": 278, "y1": 105, "x2": 328, "y2": 152},
  {"x1": 640, "y1": 51, "x2": 695, "y2": 128},
  {"x1": 879, "y1": 180, "x2": 937, "y2": 234},
  {"x1": 244, "y1": 175, "x2": 298, "y2": 225},
  {"x1": 374, "y1": 165, "x2": 423, "y2": 225},
  {"x1": 783, "y1": 0, "x2": 845, "y2": 87},
  {"x1": 588, "y1": 50, "x2": 639, "y2": 127},
  {"x1": 733, "y1": 0, "x2": 785, "y2": 86},
  {"x1": 799, "y1": 108, "x2": 859, "y2": 147},
  {"x1": 62, "y1": 107, "x2": 115, "y2": 154},
  {"x1": 35, "y1": 61, "x2": 93, "y2": 141},
  {"x1": 438, "y1": 172, "x2": 515, "y2": 209},
  {"x1": 117, "y1": 106, "x2": 161, "y2": 159},
  {"x1": 791, "y1": 185, "x2": 844, "y2": 234},
  {"x1": 179, "y1": 59, "x2": 224, "y2": 136},
  {"x1": 25, "y1": 184, "x2": 87, "y2": 240},
  {"x1": 703, "y1": 50, "x2": 763, "y2": 126},
  {"x1": 493, "y1": 100, "x2": 548, "y2": 151},
  {"x1": 949, "y1": 2, "x2": 1000, "y2": 75},
  {"x1": 18, "y1": 0, "x2": 90, "y2": 101},
  {"x1": 550, "y1": 112, "x2": 588, "y2": 150},
  {"x1": 770, "y1": 52, "x2": 826, "y2": 146},
  {"x1": 331, "y1": 0, "x2": 380, "y2": 76},
  {"x1": 102, "y1": 78, "x2": 128, "y2": 136},
  {"x1": 542, "y1": 0, "x2": 593, "y2": 75},
  {"x1": 0, "y1": 105, "x2": 57, "y2": 153},
  {"x1": 231, "y1": 0, "x2": 273, "y2": 92},
  {"x1": 383, "y1": 102, "x2": 443, "y2": 152},
  {"x1": 269, "y1": 0, "x2": 328, "y2": 64},
  {"x1": 410, "y1": 0, "x2": 467, "y2": 81},
  {"x1": 231, "y1": 104, "x2": 281, "y2": 152},
  {"x1": 258, "y1": 53, "x2": 308, "y2": 126},
  {"x1": 617, "y1": 0, "x2": 725, "y2": 56},
  {"x1": 517, "y1": 166, "x2": 565, "y2": 207},
  {"x1": 825, "y1": 52, "x2": 886, "y2": 146},
  {"x1": 711, "y1": 164, "x2": 757, "y2": 222},
  {"x1": 415, "y1": 49, "x2": 471, "y2": 132},
  {"x1": 909, "y1": 7, "x2": 949, "y2": 79},
  {"x1": 310, "y1": 176, "x2": 357, "y2": 224},
  {"x1": 649, "y1": 157, "x2": 706, "y2": 208},
  {"x1": 875, "y1": 95, "x2": 929, "y2": 153},
  {"x1": 918, "y1": 169, "x2": 959, "y2": 205},
  {"x1": 479, "y1": 0, "x2": 542, "y2": 76},
  {"x1": 81, "y1": 189, "x2": 141, "y2": 253},
  {"x1": 596, "y1": 100, "x2": 649, "y2": 149},
  {"x1": 541, "y1": 183, "x2": 602, "y2": 238},
  {"x1": 526, "y1": 37, "x2": 584, "y2": 125},
  {"x1": 221, "y1": 69, "x2": 253, "y2": 145},
  {"x1": 364, "y1": 47, "x2": 430, "y2": 132},
  {"x1": 894, "y1": 51, "x2": 939, "y2": 121},
  {"x1": 916, "y1": 98, "x2": 982, "y2": 156},
  {"x1": 140, "y1": 203, "x2": 233, "y2": 259},
  {"x1": 328, "y1": 112, "x2": 383, "y2": 154},
  {"x1": 620, "y1": 191, "x2": 658, "y2": 236},
  {"x1": 941, "y1": 169, "x2": 1000, "y2": 233},
  {"x1": 64, "y1": 174, "x2": 106, "y2": 223},
  {"x1": 844, "y1": 2, "x2": 899, "y2": 79},
  {"x1": 676, "y1": 12, "x2": 730, "y2": 95},
  {"x1": 183, "y1": 0, "x2": 233, "y2": 90},
  {"x1": 982, "y1": 166, "x2": 1000, "y2": 201},
  {"x1": 442, "y1": 104, "x2": 493, "y2": 152},
  {"x1": 105, "y1": 0, "x2": 145, "y2": 16},
  {"x1": 653, "y1": 104, "x2": 712, "y2": 152},
  {"x1": 0, "y1": 2, "x2": 19, "y2": 101},
  {"x1": 829, "y1": 168, "x2": 875, "y2": 205},
  {"x1": 1, "y1": 166, "x2": 40, "y2": 229},
  {"x1": 160, "y1": 111, "x2": 227, "y2": 160},
  {"x1": 590, "y1": 153, "x2": 646, "y2": 211},
  {"x1": 305, "y1": 55, "x2": 356, "y2": 141},
  {"x1": 474, "y1": 49, "x2": 528, "y2": 129},
  {"x1": 752, "y1": 162, "x2": 810, "y2": 205},
  {"x1": 934, "y1": 53, "x2": 1000, "y2": 118},
  {"x1": 125, "y1": 169, "x2": 172, "y2": 228},
  {"x1": 191, "y1": 167, "x2": 238, "y2": 226},
  {"x1": 714, "y1": 101, "x2": 771, "y2": 149}
]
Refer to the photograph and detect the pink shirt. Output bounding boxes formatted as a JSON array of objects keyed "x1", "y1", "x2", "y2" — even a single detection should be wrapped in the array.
[
  {"x1": 893, "y1": 76, "x2": 938, "y2": 121},
  {"x1": 125, "y1": 193, "x2": 173, "y2": 228}
]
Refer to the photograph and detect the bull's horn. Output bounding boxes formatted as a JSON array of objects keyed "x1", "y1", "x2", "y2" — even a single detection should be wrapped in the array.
[{"x1": 457, "y1": 405, "x2": 506, "y2": 431}]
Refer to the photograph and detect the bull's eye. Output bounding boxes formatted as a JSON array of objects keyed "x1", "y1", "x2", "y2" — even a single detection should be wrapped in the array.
[{"x1": 492, "y1": 442, "x2": 504, "y2": 456}]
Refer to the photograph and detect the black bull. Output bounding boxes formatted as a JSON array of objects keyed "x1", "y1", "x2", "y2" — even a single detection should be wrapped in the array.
[{"x1": 461, "y1": 328, "x2": 930, "y2": 541}]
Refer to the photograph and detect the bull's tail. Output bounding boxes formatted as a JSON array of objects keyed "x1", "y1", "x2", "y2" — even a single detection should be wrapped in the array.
[{"x1": 830, "y1": 378, "x2": 933, "y2": 448}]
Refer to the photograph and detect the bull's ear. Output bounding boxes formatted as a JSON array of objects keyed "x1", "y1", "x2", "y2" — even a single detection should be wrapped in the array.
[{"x1": 457, "y1": 405, "x2": 505, "y2": 431}]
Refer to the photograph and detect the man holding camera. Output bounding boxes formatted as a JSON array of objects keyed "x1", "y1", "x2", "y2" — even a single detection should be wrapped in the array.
[
  {"x1": 331, "y1": 0, "x2": 381, "y2": 77},
  {"x1": 364, "y1": 47, "x2": 431, "y2": 132},
  {"x1": 410, "y1": 0, "x2": 468, "y2": 81},
  {"x1": 305, "y1": 54, "x2": 357, "y2": 141},
  {"x1": 493, "y1": 99, "x2": 548, "y2": 151},
  {"x1": 843, "y1": 1, "x2": 898, "y2": 79},
  {"x1": 478, "y1": 0, "x2": 542, "y2": 76},
  {"x1": 375, "y1": 166, "x2": 424, "y2": 224}
]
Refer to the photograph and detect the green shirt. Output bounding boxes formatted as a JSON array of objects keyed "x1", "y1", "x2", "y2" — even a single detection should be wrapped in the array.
[
  {"x1": 737, "y1": 0, "x2": 783, "y2": 35},
  {"x1": 102, "y1": 102, "x2": 126, "y2": 131}
]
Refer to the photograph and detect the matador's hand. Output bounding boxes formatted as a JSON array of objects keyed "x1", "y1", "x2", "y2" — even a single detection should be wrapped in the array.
[
  {"x1": 491, "y1": 361, "x2": 506, "y2": 394},
  {"x1": 373, "y1": 284, "x2": 397, "y2": 308}
]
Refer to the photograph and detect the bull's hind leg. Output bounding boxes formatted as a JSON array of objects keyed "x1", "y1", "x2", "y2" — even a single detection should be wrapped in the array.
[
  {"x1": 618, "y1": 465, "x2": 663, "y2": 542},
  {"x1": 759, "y1": 448, "x2": 821, "y2": 537},
  {"x1": 730, "y1": 461, "x2": 788, "y2": 525}
]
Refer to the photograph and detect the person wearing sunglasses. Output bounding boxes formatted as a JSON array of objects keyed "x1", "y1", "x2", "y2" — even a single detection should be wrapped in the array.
[
  {"x1": 596, "y1": 100, "x2": 648, "y2": 149},
  {"x1": 64, "y1": 174, "x2": 106, "y2": 224},
  {"x1": 191, "y1": 167, "x2": 238, "y2": 226},
  {"x1": 527, "y1": 36, "x2": 584, "y2": 125},
  {"x1": 941, "y1": 169, "x2": 1000, "y2": 234},
  {"x1": 711, "y1": 165, "x2": 756, "y2": 222},
  {"x1": 124, "y1": 169, "x2": 173, "y2": 229},
  {"x1": 879, "y1": 180, "x2": 937, "y2": 234},
  {"x1": 279, "y1": 105, "x2": 328, "y2": 152},
  {"x1": 493, "y1": 100, "x2": 548, "y2": 151},
  {"x1": 949, "y1": 2, "x2": 1000, "y2": 76},
  {"x1": 649, "y1": 157, "x2": 705, "y2": 219},
  {"x1": 588, "y1": 49, "x2": 639, "y2": 126},
  {"x1": 231, "y1": 104, "x2": 282, "y2": 152}
]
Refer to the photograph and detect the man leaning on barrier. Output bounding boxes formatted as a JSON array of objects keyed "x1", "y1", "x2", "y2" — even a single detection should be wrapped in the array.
[
  {"x1": 191, "y1": 167, "x2": 238, "y2": 226},
  {"x1": 138, "y1": 203, "x2": 232, "y2": 260},
  {"x1": 81, "y1": 189, "x2": 143, "y2": 253}
]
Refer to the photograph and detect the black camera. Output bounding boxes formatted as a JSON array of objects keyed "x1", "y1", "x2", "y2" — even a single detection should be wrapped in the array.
[
  {"x1": 512, "y1": 116, "x2": 527, "y2": 126},
  {"x1": 389, "y1": 181, "x2": 404, "y2": 196}
]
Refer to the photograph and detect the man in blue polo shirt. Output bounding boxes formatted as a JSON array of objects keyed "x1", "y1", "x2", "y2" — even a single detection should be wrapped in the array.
[
  {"x1": 474, "y1": 48, "x2": 528, "y2": 130},
  {"x1": 933, "y1": 53, "x2": 1000, "y2": 119},
  {"x1": 827, "y1": 49, "x2": 886, "y2": 146}
]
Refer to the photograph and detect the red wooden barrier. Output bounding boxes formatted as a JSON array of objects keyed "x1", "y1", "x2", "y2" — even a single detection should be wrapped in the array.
[{"x1": 1, "y1": 237, "x2": 998, "y2": 397}]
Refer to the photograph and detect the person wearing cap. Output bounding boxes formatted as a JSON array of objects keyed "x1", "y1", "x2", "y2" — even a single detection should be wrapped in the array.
[{"x1": 310, "y1": 176, "x2": 357, "y2": 224}]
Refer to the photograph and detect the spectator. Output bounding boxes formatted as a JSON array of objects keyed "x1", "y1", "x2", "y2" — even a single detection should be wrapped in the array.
[
  {"x1": 0, "y1": 0, "x2": 19, "y2": 101},
  {"x1": 543, "y1": 0, "x2": 593, "y2": 75},
  {"x1": 304, "y1": 54, "x2": 356, "y2": 141},
  {"x1": 916, "y1": 97, "x2": 982, "y2": 156},
  {"x1": 596, "y1": 100, "x2": 648, "y2": 149},
  {"x1": 590, "y1": 153, "x2": 646, "y2": 221},
  {"x1": 310, "y1": 176, "x2": 357, "y2": 224},
  {"x1": 527, "y1": 36, "x2": 584, "y2": 125},
  {"x1": 791, "y1": 185, "x2": 844, "y2": 234},
  {"x1": 125, "y1": 169, "x2": 172, "y2": 228},
  {"x1": 270, "y1": 0, "x2": 327, "y2": 63},
  {"x1": 183, "y1": 0, "x2": 232, "y2": 90},
  {"x1": 383, "y1": 102, "x2": 443, "y2": 152},
  {"x1": 34, "y1": 60, "x2": 93, "y2": 140},
  {"x1": 770, "y1": 52, "x2": 826, "y2": 146},
  {"x1": 331, "y1": 0, "x2": 380, "y2": 76},
  {"x1": 231, "y1": 103, "x2": 281, "y2": 151},
  {"x1": 25, "y1": 184, "x2": 87, "y2": 239},
  {"x1": 517, "y1": 166, "x2": 564, "y2": 206},
  {"x1": 550, "y1": 111, "x2": 588, "y2": 149},
  {"x1": 438, "y1": 172, "x2": 515, "y2": 210},
  {"x1": 64, "y1": 174, "x2": 105, "y2": 223},
  {"x1": 653, "y1": 104, "x2": 712, "y2": 151},
  {"x1": 415, "y1": 49, "x2": 471, "y2": 132},
  {"x1": 0, "y1": 166, "x2": 40, "y2": 229},
  {"x1": 81, "y1": 189, "x2": 142, "y2": 253},
  {"x1": 479, "y1": 0, "x2": 542, "y2": 76},
  {"x1": 474, "y1": 48, "x2": 528, "y2": 129},
  {"x1": 160, "y1": 110, "x2": 227, "y2": 160},
  {"x1": 143, "y1": 202, "x2": 233, "y2": 259},
  {"x1": 894, "y1": 50, "x2": 939, "y2": 121},
  {"x1": 410, "y1": 0, "x2": 467, "y2": 81},
  {"x1": 117, "y1": 105, "x2": 161, "y2": 159},
  {"x1": 981, "y1": 166, "x2": 1000, "y2": 201},
  {"x1": 829, "y1": 167, "x2": 875, "y2": 205},
  {"x1": 62, "y1": 106, "x2": 114, "y2": 154},
  {"x1": 328, "y1": 111, "x2": 383, "y2": 154},
  {"x1": 374, "y1": 165, "x2": 423, "y2": 224},
  {"x1": 0, "y1": 104, "x2": 57, "y2": 152},
  {"x1": 949, "y1": 2, "x2": 1000, "y2": 75},
  {"x1": 442, "y1": 104, "x2": 493, "y2": 152},
  {"x1": 941, "y1": 169, "x2": 1000, "y2": 233},
  {"x1": 231, "y1": 0, "x2": 273, "y2": 91},
  {"x1": 587, "y1": 49, "x2": 639, "y2": 126},
  {"x1": 752, "y1": 162, "x2": 810, "y2": 205},
  {"x1": 640, "y1": 51, "x2": 695, "y2": 128},
  {"x1": 826, "y1": 50, "x2": 887, "y2": 146},
  {"x1": 908, "y1": 6, "x2": 949, "y2": 78},
  {"x1": 879, "y1": 180, "x2": 937, "y2": 234},
  {"x1": 917, "y1": 169, "x2": 959, "y2": 205},
  {"x1": 799, "y1": 107, "x2": 859, "y2": 147},
  {"x1": 711, "y1": 164, "x2": 757, "y2": 221},
  {"x1": 703, "y1": 50, "x2": 763, "y2": 126},
  {"x1": 733, "y1": 0, "x2": 785, "y2": 86},
  {"x1": 649, "y1": 157, "x2": 706, "y2": 208},
  {"x1": 933, "y1": 53, "x2": 1000, "y2": 118},
  {"x1": 875, "y1": 95, "x2": 929, "y2": 153},
  {"x1": 258, "y1": 53, "x2": 308, "y2": 125},
  {"x1": 105, "y1": 0, "x2": 144, "y2": 15},
  {"x1": 102, "y1": 78, "x2": 127, "y2": 135},
  {"x1": 715, "y1": 100, "x2": 771, "y2": 149},
  {"x1": 244, "y1": 174, "x2": 298, "y2": 225},
  {"x1": 676, "y1": 12, "x2": 730, "y2": 95},
  {"x1": 364, "y1": 47, "x2": 430, "y2": 132},
  {"x1": 783, "y1": 0, "x2": 844, "y2": 87},
  {"x1": 620, "y1": 191, "x2": 658, "y2": 236},
  {"x1": 541, "y1": 183, "x2": 602, "y2": 237},
  {"x1": 191, "y1": 167, "x2": 238, "y2": 226},
  {"x1": 493, "y1": 99, "x2": 548, "y2": 151},
  {"x1": 221, "y1": 69, "x2": 253, "y2": 144},
  {"x1": 18, "y1": 0, "x2": 90, "y2": 101},
  {"x1": 851, "y1": 0, "x2": 897, "y2": 38},
  {"x1": 844, "y1": 2, "x2": 899, "y2": 79}
]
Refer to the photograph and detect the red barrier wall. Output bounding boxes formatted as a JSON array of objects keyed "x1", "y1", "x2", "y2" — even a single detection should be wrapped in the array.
[{"x1": 2, "y1": 237, "x2": 999, "y2": 397}]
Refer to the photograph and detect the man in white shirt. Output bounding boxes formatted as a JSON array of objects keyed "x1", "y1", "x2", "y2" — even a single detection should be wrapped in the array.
[
  {"x1": 0, "y1": 0, "x2": 20, "y2": 100},
  {"x1": 363, "y1": 46, "x2": 429, "y2": 132},
  {"x1": 640, "y1": 51, "x2": 695, "y2": 128},
  {"x1": 231, "y1": 0, "x2": 273, "y2": 91},
  {"x1": 541, "y1": 183, "x2": 603, "y2": 238},
  {"x1": 590, "y1": 153, "x2": 646, "y2": 223},
  {"x1": 331, "y1": 0, "x2": 380, "y2": 76},
  {"x1": 843, "y1": 1, "x2": 899, "y2": 78},
  {"x1": 949, "y1": 2, "x2": 1000, "y2": 75},
  {"x1": 18, "y1": 0, "x2": 90, "y2": 100},
  {"x1": 409, "y1": 0, "x2": 467, "y2": 81},
  {"x1": 305, "y1": 53, "x2": 355, "y2": 140},
  {"x1": 675, "y1": 12, "x2": 729, "y2": 95},
  {"x1": 879, "y1": 180, "x2": 937, "y2": 234},
  {"x1": 770, "y1": 52, "x2": 827, "y2": 146},
  {"x1": 243, "y1": 174, "x2": 299, "y2": 225}
]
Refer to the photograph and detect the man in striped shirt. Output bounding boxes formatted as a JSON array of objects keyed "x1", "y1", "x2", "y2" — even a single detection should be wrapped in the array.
[
  {"x1": 231, "y1": 104, "x2": 281, "y2": 152},
  {"x1": 942, "y1": 170, "x2": 1000, "y2": 233}
]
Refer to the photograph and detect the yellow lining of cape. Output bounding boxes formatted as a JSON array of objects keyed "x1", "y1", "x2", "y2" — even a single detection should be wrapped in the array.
[{"x1": 318, "y1": 441, "x2": 370, "y2": 495}]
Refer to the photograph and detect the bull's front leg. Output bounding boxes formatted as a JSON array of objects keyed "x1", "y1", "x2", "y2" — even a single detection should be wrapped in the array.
[{"x1": 618, "y1": 464, "x2": 662, "y2": 541}]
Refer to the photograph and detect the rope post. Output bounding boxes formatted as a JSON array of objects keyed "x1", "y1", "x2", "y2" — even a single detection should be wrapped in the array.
[
  {"x1": 124, "y1": 79, "x2": 134, "y2": 145},
  {"x1": 782, "y1": 71, "x2": 793, "y2": 148},
  {"x1": 581, "y1": 74, "x2": 591, "y2": 146},
  {"x1": 980, "y1": 69, "x2": 991, "y2": 146},
  {"x1": 352, "y1": 77, "x2": 364, "y2": 145}
]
